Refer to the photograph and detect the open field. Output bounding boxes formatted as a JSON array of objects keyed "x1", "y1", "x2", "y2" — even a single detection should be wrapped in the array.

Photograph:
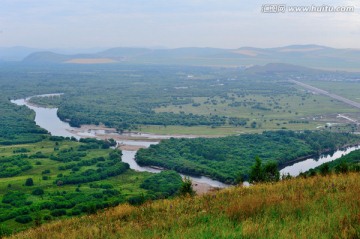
[
  {"x1": 148, "y1": 90, "x2": 359, "y2": 135},
  {"x1": 138, "y1": 123, "x2": 320, "y2": 136},
  {"x1": 301, "y1": 80, "x2": 360, "y2": 103}
]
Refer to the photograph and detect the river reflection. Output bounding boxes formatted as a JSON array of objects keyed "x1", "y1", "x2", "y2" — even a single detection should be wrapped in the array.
[{"x1": 280, "y1": 145, "x2": 360, "y2": 176}]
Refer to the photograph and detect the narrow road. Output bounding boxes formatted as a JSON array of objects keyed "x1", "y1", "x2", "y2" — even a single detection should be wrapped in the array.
[
  {"x1": 290, "y1": 80, "x2": 360, "y2": 110},
  {"x1": 337, "y1": 114, "x2": 358, "y2": 124}
]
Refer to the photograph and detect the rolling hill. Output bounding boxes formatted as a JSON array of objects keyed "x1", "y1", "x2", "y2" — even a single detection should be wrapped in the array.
[{"x1": 20, "y1": 45, "x2": 360, "y2": 71}]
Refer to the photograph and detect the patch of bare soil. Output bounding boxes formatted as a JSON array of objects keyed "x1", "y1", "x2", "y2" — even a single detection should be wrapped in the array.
[{"x1": 192, "y1": 181, "x2": 217, "y2": 195}]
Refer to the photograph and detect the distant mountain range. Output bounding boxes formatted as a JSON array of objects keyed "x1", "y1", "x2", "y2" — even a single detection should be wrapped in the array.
[
  {"x1": 2, "y1": 45, "x2": 360, "y2": 71},
  {"x1": 0, "y1": 46, "x2": 107, "y2": 61}
]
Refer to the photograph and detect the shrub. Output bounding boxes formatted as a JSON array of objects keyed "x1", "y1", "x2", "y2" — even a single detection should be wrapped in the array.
[
  {"x1": 42, "y1": 169, "x2": 51, "y2": 174},
  {"x1": 128, "y1": 195, "x2": 146, "y2": 206},
  {"x1": 0, "y1": 225, "x2": 12, "y2": 237},
  {"x1": 335, "y1": 162, "x2": 349, "y2": 174},
  {"x1": 32, "y1": 188, "x2": 45, "y2": 196},
  {"x1": 70, "y1": 209, "x2": 81, "y2": 216},
  {"x1": 25, "y1": 178, "x2": 34, "y2": 186},
  {"x1": 319, "y1": 163, "x2": 330, "y2": 176},
  {"x1": 50, "y1": 209, "x2": 67, "y2": 217},
  {"x1": 43, "y1": 215, "x2": 52, "y2": 221},
  {"x1": 15, "y1": 215, "x2": 33, "y2": 224}
]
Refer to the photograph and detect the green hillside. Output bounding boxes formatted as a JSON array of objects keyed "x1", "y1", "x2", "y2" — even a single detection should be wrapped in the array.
[{"x1": 7, "y1": 173, "x2": 360, "y2": 239}]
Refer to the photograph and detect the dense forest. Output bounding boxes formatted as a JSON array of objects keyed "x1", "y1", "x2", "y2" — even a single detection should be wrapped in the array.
[
  {"x1": 136, "y1": 131, "x2": 360, "y2": 184},
  {"x1": 0, "y1": 98, "x2": 47, "y2": 145}
]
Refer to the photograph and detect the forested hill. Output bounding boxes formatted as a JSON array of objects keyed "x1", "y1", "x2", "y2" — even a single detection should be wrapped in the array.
[{"x1": 136, "y1": 130, "x2": 360, "y2": 184}]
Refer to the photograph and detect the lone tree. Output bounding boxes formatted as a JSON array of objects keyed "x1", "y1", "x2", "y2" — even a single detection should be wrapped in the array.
[
  {"x1": 179, "y1": 177, "x2": 195, "y2": 196},
  {"x1": 250, "y1": 157, "x2": 264, "y2": 183},
  {"x1": 319, "y1": 163, "x2": 330, "y2": 176},
  {"x1": 25, "y1": 178, "x2": 34, "y2": 186},
  {"x1": 250, "y1": 157, "x2": 280, "y2": 183},
  {"x1": 263, "y1": 161, "x2": 280, "y2": 182}
]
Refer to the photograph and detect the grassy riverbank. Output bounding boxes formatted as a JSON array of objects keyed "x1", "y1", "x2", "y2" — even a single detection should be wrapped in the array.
[{"x1": 8, "y1": 172, "x2": 360, "y2": 239}]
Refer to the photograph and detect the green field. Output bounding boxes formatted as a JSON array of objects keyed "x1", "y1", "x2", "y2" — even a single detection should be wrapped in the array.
[
  {"x1": 146, "y1": 90, "x2": 359, "y2": 135},
  {"x1": 301, "y1": 80, "x2": 360, "y2": 103}
]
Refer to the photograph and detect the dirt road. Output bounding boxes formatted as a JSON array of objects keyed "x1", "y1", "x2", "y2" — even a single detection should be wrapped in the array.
[{"x1": 291, "y1": 80, "x2": 360, "y2": 110}]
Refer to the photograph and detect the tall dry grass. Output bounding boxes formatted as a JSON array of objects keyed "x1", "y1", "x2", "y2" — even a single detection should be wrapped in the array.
[{"x1": 8, "y1": 173, "x2": 360, "y2": 239}]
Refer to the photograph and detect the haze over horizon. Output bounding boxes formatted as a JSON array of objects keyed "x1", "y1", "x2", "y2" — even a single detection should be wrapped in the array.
[{"x1": 1, "y1": 0, "x2": 359, "y2": 49}]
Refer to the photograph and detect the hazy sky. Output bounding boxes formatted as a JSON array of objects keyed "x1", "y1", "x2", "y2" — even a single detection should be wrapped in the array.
[{"x1": 0, "y1": 0, "x2": 359, "y2": 49}]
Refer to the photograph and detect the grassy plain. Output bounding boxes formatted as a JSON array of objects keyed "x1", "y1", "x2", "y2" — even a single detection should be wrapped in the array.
[
  {"x1": 301, "y1": 80, "x2": 360, "y2": 103},
  {"x1": 144, "y1": 91, "x2": 358, "y2": 135},
  {"x1": 9, "y1": 173, "x2": 360, "y2": 239}
]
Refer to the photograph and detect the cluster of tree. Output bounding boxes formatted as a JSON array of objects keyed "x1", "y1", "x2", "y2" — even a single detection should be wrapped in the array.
[
  {"x1": 58, "y1": 108, "x2": 228, "y2": 130},
  {"x1": 79, "y1": 138, "x2": 117, "y2": 149},
  {"x1": 136, "y1": 131, "x2": 360, "y2": 184},
  {"x1": 49, "y1": 136, "x2": 78, "y2": 142},
  {"x1": 13, "y1": 148, "x2": 30, "y2": 153},
  {"x1": 50, "y1": 149, "x2": 87, "y2": 163},
  {"x1": 140, "y1": 171, "x2": 183, "y2": 199},
  {"x1": 228, "y1": 117, "x2": 248, "y2": 127},
  {"x1": 58, "y1": 157, "x2": 105, "y2": 171},
  {"x1": 55, "y1": 149, "x2": 126, "y2": 185},
  {"x1": 0, "y1": 155, "x2": 32, "y2": 178},
  {"x1": 0, "y1": 189, "x2": 126, "y2": 226},
  {"x1": 57, "y1": 163, "x2": 129, "y2": 185}
]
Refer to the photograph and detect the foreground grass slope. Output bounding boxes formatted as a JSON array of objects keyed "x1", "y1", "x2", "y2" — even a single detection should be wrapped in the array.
[{"x1": 9, "y1": 173, "x2": 360, "y2": 239}]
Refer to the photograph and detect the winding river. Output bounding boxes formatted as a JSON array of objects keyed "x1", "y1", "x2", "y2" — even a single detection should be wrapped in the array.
[
  {"x1": 11, "y1": 95, "x2": 228, "y2": 188},
  {"x1": 11, "y1": 94, "x2": 360, "y2": 187}
]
